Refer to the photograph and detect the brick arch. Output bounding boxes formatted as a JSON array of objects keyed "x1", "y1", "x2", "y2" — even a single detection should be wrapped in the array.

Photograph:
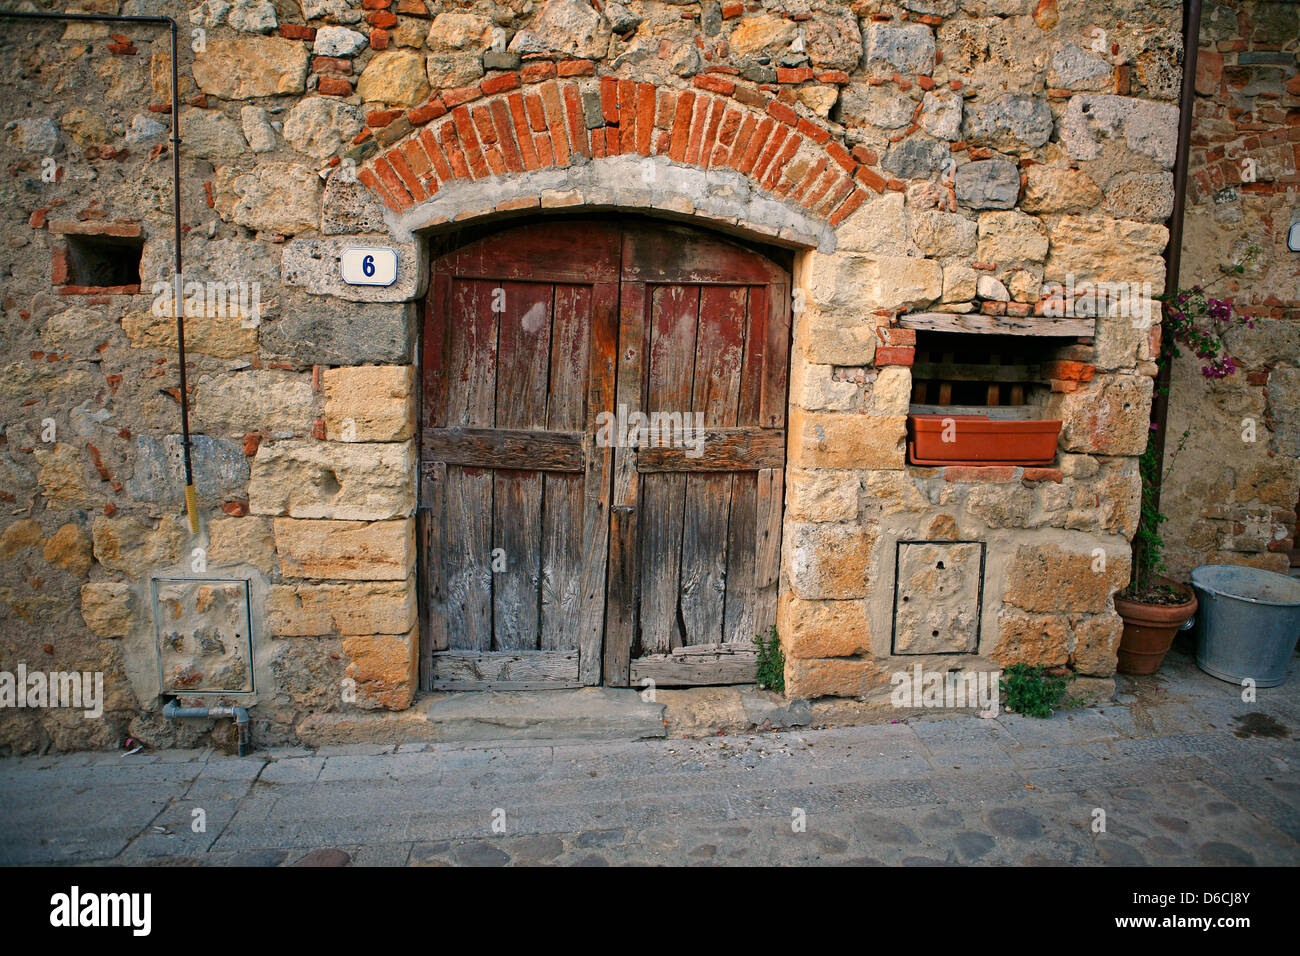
[{"x1": 350, "y1": 70, "x2": 874, "y2": 249}]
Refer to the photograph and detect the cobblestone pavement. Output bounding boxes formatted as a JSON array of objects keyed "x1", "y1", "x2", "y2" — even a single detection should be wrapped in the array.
[{"x1": 3, "y1": 649, "x2": 1298, "y2": 866}]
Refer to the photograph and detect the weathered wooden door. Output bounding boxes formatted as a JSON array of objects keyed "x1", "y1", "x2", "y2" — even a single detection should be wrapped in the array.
[{"x1": 421, "y1": 220, "x2": 788, "y2": 690}]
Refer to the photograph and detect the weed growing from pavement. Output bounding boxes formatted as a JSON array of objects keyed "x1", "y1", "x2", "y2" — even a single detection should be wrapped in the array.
[{"x1": 1000, "y1": 663, "x2": 1073, "y2": 718}]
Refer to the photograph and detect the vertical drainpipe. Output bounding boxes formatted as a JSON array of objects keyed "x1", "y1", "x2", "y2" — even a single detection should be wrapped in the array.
[{"x1": 1147, "y1": 0, "x2": 1203, "y2": 521}]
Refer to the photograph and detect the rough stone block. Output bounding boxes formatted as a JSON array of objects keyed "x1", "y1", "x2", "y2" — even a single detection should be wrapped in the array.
[
  {"x1": 267, "y1": 578, "x2": 416, "y2": 636},
  {"x1": 80, "y1": 582, "x2": 134, "y2": 638},
  {"x1": 1045, "y1": 373, "x2": 1153, "y2": 456},
  {"x1": 1003, "y1": 542, "x2": 1130, "y2": 614},
  {"x1": 249, "y1": 439, "x2": 415, "y2": 520},
  {"x1": 323, "y1": 365, "x2": 415, "y2": 441},
  {"x1": 274, "y1": 518, "x2": 415, "y2": 580},
  {"x1": 342, "y1": 628, "x2": 418, "y2": 710},
  {"x1": 788, "y1": 408, "x2": 907, "y2": 470},
  {"x1": 784, "y1": 520, "x2": 878, "y2": 599},
  {"x1": 784, "y1": 656, "x2": 883, "y2": 699},
  {"x1": 778, "y1": 595, "x2": 870, "y2": 659}
]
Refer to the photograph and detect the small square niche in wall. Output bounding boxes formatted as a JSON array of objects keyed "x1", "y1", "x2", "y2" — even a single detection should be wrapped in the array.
[
  {"x1": 48, "y1": 220, "x2": 145, "y2": 293},
  {"x1": 151, "y1": 578, "x2": 255, "y2": 696},
  {"x1": 892, "y1": 541, "x2": 986, "y2": 655},
  {"x1": 62, "y1": 233, "x2": 144, "y2": 287}
]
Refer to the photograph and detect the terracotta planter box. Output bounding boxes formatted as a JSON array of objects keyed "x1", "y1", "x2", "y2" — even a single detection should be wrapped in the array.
[{"x1": 906, "y1": 414, "x2": 1062, "y2": 466}]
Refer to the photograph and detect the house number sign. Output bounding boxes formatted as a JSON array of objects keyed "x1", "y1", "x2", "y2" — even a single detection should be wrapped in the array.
[{"x1": 340, "y1": 247, "x2": 399, "y2": 286}]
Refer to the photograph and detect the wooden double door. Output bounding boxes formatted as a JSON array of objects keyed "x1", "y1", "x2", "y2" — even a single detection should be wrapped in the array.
[{"x1": 420, "y1": 220, "x2": 789, "y2": 690}]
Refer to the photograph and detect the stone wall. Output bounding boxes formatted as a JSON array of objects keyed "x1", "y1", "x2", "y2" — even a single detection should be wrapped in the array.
[
  {"x1": 1160, "y1": 0, "x2": 1299, "y2": 580},
  {"x1": 0, "y1": 0, "x2": 1192, "y2": 752}
]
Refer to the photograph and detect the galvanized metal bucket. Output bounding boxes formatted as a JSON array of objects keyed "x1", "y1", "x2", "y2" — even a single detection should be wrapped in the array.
[{"x1": 1191, "y1": 565, "x2": 1300, "y2": 688}]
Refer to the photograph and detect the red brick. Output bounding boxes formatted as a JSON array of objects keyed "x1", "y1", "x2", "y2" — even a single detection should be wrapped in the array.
[
  {"x1": 825, "y1": 140, "x2": 855, "y2": 173},
  {"x1": 367, "y1": 108, "x2": 403, "y2": 127},
  {"x1": 943, "y1": 466, "x2": 1019, "y2": 483},
  {"x1": 694, "y1": 73, "x2": 736, "y2": 95},
  {"x1": 696, "y1": 98, "x2": 728, "y2": 167},
  {"x1": 541, "y1": 82, "x2": 571, "y2": 166},
  {"x1": 525, "y1": 92, "x2": 547, "y2": 131},
  {"x1": 874, "y1": 346, "x2": 915, "y2": 366},
  {"x1": 776, "y1": 66, "x2": 814, "y2": 83},
  {"x1": 803, "y1": 166, "x2": 839, "y2": 209},
  {"x1": 522, "y1": 61, "x2": 555, "y2": 83},
  {"x1": 796, "y1": 117, "x2": 830, "y2": 144},
  {"x1": 728, "y1": 113, "x2": 759, "y2": 170},
  {"x1": 751, "y1": 125, "x2": 788, "y2": 180},
  {"x1": 600, "y1": 76, "x2": 619, "y2": 124},
  {"x1": 682, "y1": 95, "x2": 710, "y2": 165},
  {"x1": 439, "y1": 122, "x2": 471, "y2": 178},
  {"x1": 373, "y1": 158, "x2": 413, "y2": 209},
  {"x1": 507, "y1": 93, "x2": 540, "y2": 170},
  {"x1": 556, "y1": 59, "x2": 594, "y2": 77},
  {"x1": 443, "y1": 84, "x2": 482, "y2": 108},
  {"x1": 279, "y1": 23, "x2": 316, "y2": 40},
  {"x1": 1041, "y1": 360, "x2": 1095, "y2": 382},
  {"x1": 829, "y1": 187, "x2": 866, "y2": 225},
  {"x1": 317, "y1": 76, "x2": 352, "y2": 96},
  {"x1": 418, "y1": 128, "x2": 454, "y2": 180},
  {"x1": 669, "y1": 90, "x2": 695, "y2": 162},
  {"x1": 878, "y1": 327, "x2": 916, "y2": 347},
  {"x1": 816, "y1": 70, "x2": 850, "y2": 84},
  {"x1": 452, "y1": 106, "x2": 490, "y2": 177},
  {"x1": 562, "y1": 84, "x2": 590, "y2": 158},
  {"x1": 481, "y1": 71, "x2": 521, "y2": 96},
  {"x1": 401, "y1": 138, "x2": 431, "y2": 178},
  {"x1": 762, "y1": 134, "x2": 801, "y2": 190},
  {"x1": 737, "y1": 116, "x2": 774, "y2": 174},
  {"x1": 365, "y1": 10, "x2": 397, "y2": 27},
  {"x1": 636, "y1": 82, "x2": 656, "y2": 154},
  {"x1": 386, "y1": 149, "x2": 427, "y2": 201},
  {"x1": 313, "y1": 55, "x2": 351, "y2": 75},
  {"x1": 409, "y1": 98, "x2": 447, "y2": 126},
  {"x1": 535, "y1": 131, "x2": 555, "y2": 167},
  {"x1": 851, "y1": 145, "x2": 878, "y2": 165},
  {"x1": 618, "y1": 79, "x2": 637, "y2": 154},
  {"x1": 1022, "y1": 468, "x2": 1063, "y2": 483},
  {"x1": 764, "y1": 101, "x2": 796, "y2": 128},
  {"x1": 733, "y1": 85, "x2": 767, "y2": 109},
  {"x1": 721, "y1": 1, "x2": 742, "y2": 18},
  {"x1": 369, "y1": 28, "x2": 389, "y2": 50},
  {"x1": 472, "y1": 104, "x2": 498, "y2": 145}
]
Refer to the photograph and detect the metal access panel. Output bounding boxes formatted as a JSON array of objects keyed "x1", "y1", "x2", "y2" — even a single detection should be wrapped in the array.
[
  {"x1": 151, "y1": 577, "x2": 255, "y2": 696},
  {"x1": 891, "y1": 541, "x2": 986, "y2": 655}
]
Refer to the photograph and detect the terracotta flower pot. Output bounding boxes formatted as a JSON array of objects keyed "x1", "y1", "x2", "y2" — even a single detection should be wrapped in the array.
[
  {"x1": 1115, "y1": 580, "x2": 1198, "y2": 676},
  {"x1": 906, "y1": 414, "x2": 1063, "y2": 466}
]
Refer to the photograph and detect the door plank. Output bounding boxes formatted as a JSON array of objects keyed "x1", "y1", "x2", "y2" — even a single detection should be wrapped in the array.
[
  {"x1": 443, "y1": 279, "x2": 496, "y2": 651},
  {"x1": 680, "y1": 285, "x2": 746, "y2": 647},
  {"x1": 576, "y1": 281, "x2": 618, "y2": 684},
  {"x1": 635, "y1": 427, "x2": 785, "y2": 471},
  {"x1": 540, "y1": 284, "x2": 592, "y2": 651},
  {"x1": 754, "y1": 466, "x2": 784, "y2": 635},
  {"x1": 603, "y1": 280, "x2": 646, "y2": 686},
  {"x1": 759, "y1": 282, "x2": 790, "y2": 429},
  {"x1": 621, "y1": 224, "x2": 786, "y2": 284},
  {"x1": 638, "y1": 284, "x2": 699, "y2": 654},
  {"x1": 492, "y1": 281, "x2": 552, "y2": 650},
  {"x1": 430, "y1": 649, "x2": 581, "y2": 689},
  {"x1": 629, "y1": 650, "x2": 758, "y2": 686},
  {"x1": 422, "y1": 428, "x2": 584, "y2": 471}
]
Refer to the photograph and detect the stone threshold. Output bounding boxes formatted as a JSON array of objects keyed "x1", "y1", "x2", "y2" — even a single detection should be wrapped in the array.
[{"x1": 292, "y1": 677, "x2": 1117, "y2": 748}]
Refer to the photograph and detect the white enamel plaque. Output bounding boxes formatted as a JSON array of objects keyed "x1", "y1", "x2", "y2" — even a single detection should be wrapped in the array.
[{"x1": 340, "y1": 247, "x2": 398, "y2": 286}]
